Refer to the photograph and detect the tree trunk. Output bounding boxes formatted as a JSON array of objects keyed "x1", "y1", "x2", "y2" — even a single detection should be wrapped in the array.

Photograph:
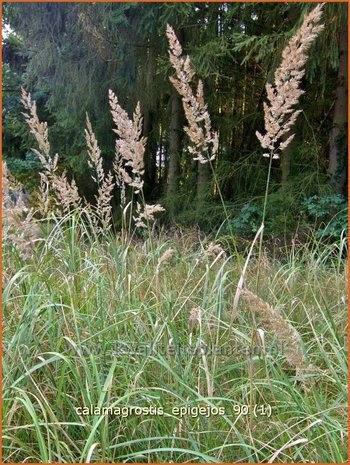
[
  {"x1": 280, "y1": 130, "x2": 298, "y2": 188},
  {"x1": 281, "y1": 146, "x2": 291, "y2": 187},
  {"x1": 167, "y1": 87, "x2": 182, "y2": 203},
  {"x1": 196, "y1": 162, "x2": 210, "y2": 205},
  {"x1": 142, "y1": 109, "x2": 156, "y2": 195},
  {"x1": 328, "y1": 25, "x2": 348, "y2": 194}
]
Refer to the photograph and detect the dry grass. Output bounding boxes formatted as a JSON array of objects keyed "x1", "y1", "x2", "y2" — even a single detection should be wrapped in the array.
[{"x1": 240, "y1": 288, "x2": 307, "y2": 373}]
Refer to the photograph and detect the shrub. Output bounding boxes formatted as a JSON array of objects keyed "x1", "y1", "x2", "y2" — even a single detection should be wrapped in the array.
[
  {"x1": 302, "y1": 194, "x2": 348, "y2": 239},
  {"x1": 229, "y1": 203, "x2": 262, "y2": 237}
]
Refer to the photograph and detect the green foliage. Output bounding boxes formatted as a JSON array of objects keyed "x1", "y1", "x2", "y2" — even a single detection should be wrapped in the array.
[
  {"x1": 164, "y1": 196, "x2": 227, "y2": 232},
  {"x1": 221, "y1": 190, "x2": 348, "y2": 244},
  {"x1": 225, "y1": 190, "x2": 300, "y2": 239},
  {"x1": 302, "y1": 194, "x2": 348, "y2": 239},
  {"x1": 5, "y1": 152, "x2": 42, "y2": 192},
  {"x1": 2, "y1": 62, "x2": 29, "y2": 157},
  {"x1": 229, "y1": 203, "x2": 262, "y2": 236},
  {"x1": 264, "y1": 190, "x2": 303, "y2": 237}
]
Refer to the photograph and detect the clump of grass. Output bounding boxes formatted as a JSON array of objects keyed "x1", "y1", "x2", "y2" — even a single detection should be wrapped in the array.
[{"x1": 2, "y1": 210, "x2": 347, "y2": 462}]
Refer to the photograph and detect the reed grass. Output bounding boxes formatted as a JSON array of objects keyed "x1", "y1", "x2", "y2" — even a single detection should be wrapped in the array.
[
  {"x1": 3, "y1": 5, "x2": 347, "y2": 463},
  {"x1": 2, "y1": 209, "x2": 348, "y2": 463}
]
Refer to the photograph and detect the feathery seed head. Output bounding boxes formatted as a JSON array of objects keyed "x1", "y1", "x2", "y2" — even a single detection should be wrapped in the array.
[
  {"x1": 158, "y1": 248, "x2": 175, "y2": 267},
  {"x1": 189, "y1": 306, "x2": 202, "y2": 328},
  {"x1": 256, "y1": 4, "x2": 324, "y2": 159},
  {"x1": 134, "y1": 203, "x2": 165, "y2": 229},
  {"x1": 21, "y1": 89, "x2": 83, "y2": 213},
  {"x1": 109, "y1": 89, "x2": 145, "y2": 195},
  {"x1": 241, "y1": 289, "x2": 307, "y2": 371},
  {"x1": 166, "y1": 24, "x2": 218, "y2": 165}
]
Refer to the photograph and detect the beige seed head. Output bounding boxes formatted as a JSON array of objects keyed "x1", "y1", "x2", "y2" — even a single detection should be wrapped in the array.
[
  {"x1": 189, "y1": 306, "x2": 202, "y2": 329},
  {"x1": 241, "y1": 288, "x2": 307, "y2": 371},
  {"x1": 256, "y1": 4, "x2": 324, "y2": 158},
  {"x1": 166, "y1": 24, "x2": 218, "y2": 165}
]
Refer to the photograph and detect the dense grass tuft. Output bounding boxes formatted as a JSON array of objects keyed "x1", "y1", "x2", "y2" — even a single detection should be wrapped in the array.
[{"x1": 3, "y1": 211, "x2": 347, "y2": 463}]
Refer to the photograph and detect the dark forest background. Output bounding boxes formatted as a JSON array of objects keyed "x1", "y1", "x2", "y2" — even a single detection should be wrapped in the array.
[{"x1": 2, "y1": 2, "x2": 348, "y2": 239}]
